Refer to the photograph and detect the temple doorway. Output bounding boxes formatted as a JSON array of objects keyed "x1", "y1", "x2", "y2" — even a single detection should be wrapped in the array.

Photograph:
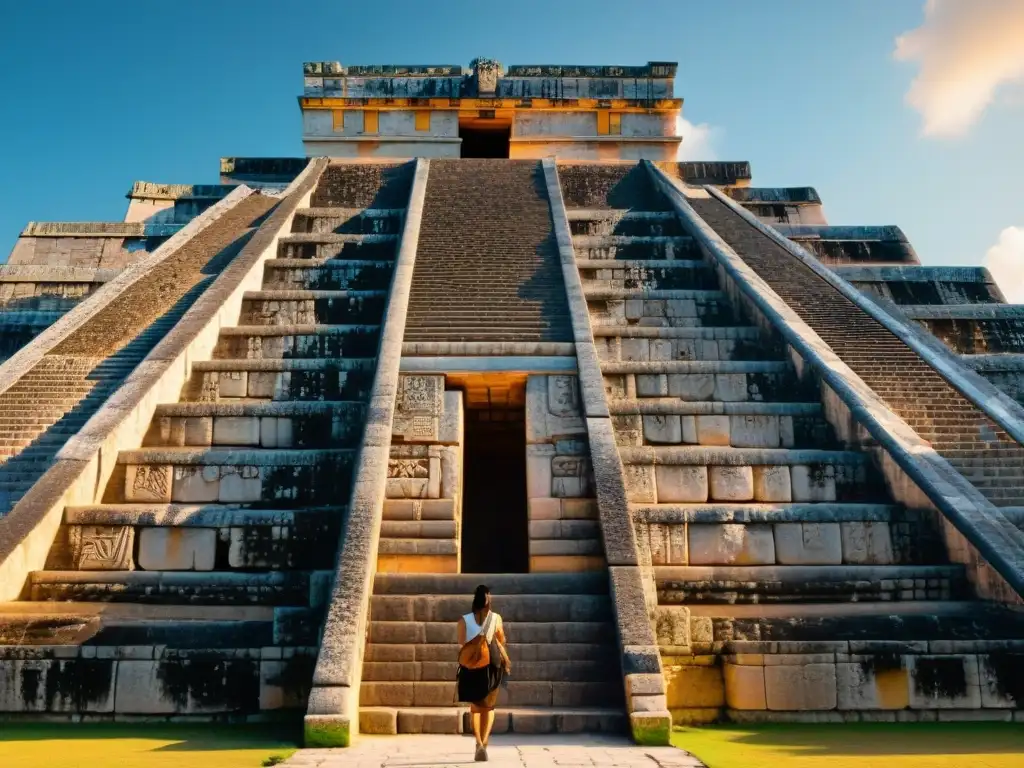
[
  {"x1": 459, "y1": 116, "x2": 511, "y2": 158},
  {"x1": 451, "y1": 373, "x2": 528, "y2": 573}
]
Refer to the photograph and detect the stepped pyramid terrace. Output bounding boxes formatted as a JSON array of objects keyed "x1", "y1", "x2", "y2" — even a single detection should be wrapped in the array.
[{"x1": 0, "y1": 57, "x2": 1023, "y2": 747}]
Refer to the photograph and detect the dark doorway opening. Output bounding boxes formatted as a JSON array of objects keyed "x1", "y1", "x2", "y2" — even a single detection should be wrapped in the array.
[
  {"x1": 461, "y1": 409, "x2": 528, "y2": 573},
  {"x1": 459, "y1": 126, "x2": 511, "y2": 158}
]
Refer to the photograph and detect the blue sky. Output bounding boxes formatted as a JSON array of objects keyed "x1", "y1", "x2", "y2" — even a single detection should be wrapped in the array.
[{"x1": 2, "y1": 0, "x2": 1023, "y2": 292}]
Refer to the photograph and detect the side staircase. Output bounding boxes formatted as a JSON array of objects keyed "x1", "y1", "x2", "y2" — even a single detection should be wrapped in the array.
[
  {"x1": 557, "y1": 162, "x2": 1024, "y2": 722},
  {"x1": 0, "y1": 164, "x2": 413, "y2": 718}
]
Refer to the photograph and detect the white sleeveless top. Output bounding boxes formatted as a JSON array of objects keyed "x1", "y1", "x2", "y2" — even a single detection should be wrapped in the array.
[{"x1": 463, "y1": 611, "x2": 502, "y2": 642}]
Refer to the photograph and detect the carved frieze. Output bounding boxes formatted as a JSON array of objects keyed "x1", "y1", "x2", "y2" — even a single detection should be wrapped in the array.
[{"x1": 69, "y1": 526, "x2": 135, "y2": 570}]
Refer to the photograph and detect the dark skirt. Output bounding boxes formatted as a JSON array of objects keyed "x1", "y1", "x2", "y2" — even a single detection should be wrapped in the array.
[{"x1": 457, "y1": 664, "x2": 503, "y2": 708}]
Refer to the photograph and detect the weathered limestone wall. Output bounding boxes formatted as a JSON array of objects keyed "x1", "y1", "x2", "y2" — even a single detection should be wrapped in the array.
[
  {"x1": 837, "y1": 266, "x2": 1004, "y2": 307},
  {"x1": 525, "y1": 374, "x2": 601, "y2": 572},
  {"x1": 124, "y1": 183, "x2": 234, "y2": 226},
  {"x1": 514, "y1": 139, "x2": 679, "y2": 162},
  {"x1": 383, "y1": 373, "x2": 464, "y2": 573}
]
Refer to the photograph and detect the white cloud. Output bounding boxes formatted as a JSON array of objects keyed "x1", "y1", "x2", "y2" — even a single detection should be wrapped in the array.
[
  {"x1": 984, "y1": 226, "x2": 1024, "y2": 302},
  {"x1": 675, "y1": 114, "x2": 716, "y2": 160},
  {"x1": 894, "y1": 0, "x2": 1024, "y2": 138}
]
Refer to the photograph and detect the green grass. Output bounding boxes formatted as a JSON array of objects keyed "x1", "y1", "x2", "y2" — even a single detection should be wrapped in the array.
[
  {"x1": 0, "y1": 724, "x2": 300, "y2": 768},
  {"x1": 672, "y1": 723, "x2": 1024, "y2": 768}
]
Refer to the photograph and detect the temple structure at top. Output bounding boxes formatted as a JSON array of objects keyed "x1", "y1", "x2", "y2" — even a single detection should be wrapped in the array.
[{"x1": 300, "y1": 59, "x2": 683, "y2": 159}]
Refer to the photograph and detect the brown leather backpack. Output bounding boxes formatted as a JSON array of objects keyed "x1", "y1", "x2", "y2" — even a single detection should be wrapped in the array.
[{"x1": 458, "y1": 612, "x2": 497, "y2": 670}]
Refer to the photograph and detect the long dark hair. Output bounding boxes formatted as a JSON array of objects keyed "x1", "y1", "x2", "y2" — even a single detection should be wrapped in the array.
[{"x1": 472, "y1": 584, "x2": 490, "y2": 613}]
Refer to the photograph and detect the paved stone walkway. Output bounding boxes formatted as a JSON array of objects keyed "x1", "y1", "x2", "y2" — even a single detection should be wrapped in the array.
[{"x1": 281, "y1": 735, "x2": 705, "y2": 768}]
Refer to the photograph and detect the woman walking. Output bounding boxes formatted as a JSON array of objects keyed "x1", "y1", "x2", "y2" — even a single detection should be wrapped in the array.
[{"x1": 456, "y1": 584, "x2": 511, "y2": 761}]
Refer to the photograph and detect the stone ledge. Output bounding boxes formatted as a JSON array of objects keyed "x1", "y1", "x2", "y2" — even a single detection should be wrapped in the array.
[
  {"x1": 584, "y1": 288, "x2": 725, "y2": 300},
  {"x1": 834, "y1": 265, "x2": 997, "y2": 284},
  {"x1": 610, "y1": 400, "x2": 819, "y2": 416},
  {"x1": 0, "y1": 266, "x2": 121, "y2": 283},
  {"x1": 64, "y1": 504, "x2": 343, "y2": 527},
  {"x1": 619, "y1": 446, "x2": 868, "y2": 466},
  {"x1": 901, "y1": 304, "x2": 1024, "y2": 320},
  {"x1": 602, "y1": 360, "x2": 786, "y2": 375},
  {"x1": 401, "y1": 341, "x2": 575, "y2": 356},
  {"x1": 592, "y1": 326, "x2": 758, "y2": 339},
  {"x1": 633, "y1": 502, "x2": 902, "y2": 524}
]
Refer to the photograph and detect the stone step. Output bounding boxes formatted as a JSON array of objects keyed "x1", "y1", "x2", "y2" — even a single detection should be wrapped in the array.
[
  {"x1": 568, "y1": 208, "x2": 682, "y2": 236},
  {"x1": 362, "y1": 659, "x2": 617, "y2": 683},
  {"x1": 27, "y1": 570, "x2": 323, "y2": 606},
  {"x1": 369, "y1": 621, "x2": 616, "y2": 646},
  {"x1": 614, "y1": 407, "x2": 834, "y2": 450},
  {"x1": 577, "y1": 258, "x2": 707, "y2": 271},
  {"x1": 602, "y1": 360, "x2": 788, "y2": 374},
  {"x1": 655, "y1": 565, "x2": 964, "y2": 604},
  {"x1": 591, "y1": 325, "x2": 760, "y2": 340},
  {"x1": 379, "y1": 521, "x2": 458, "y2": 539},
  {"x1": 359, "y1": 706, "x2": 627, "y2": 736},
  {"x1": 383, "y1": 499, "x2": 458, "y2": 522},
  {"x1": 527, "y1": 520, "x2": 601, "y2": 540},
  {"x1": 370, "y1": 595, "x2": 611, "y2": 623},
  {"x1": 359, "y1": 680, "x2": 623, "y2": 709},
  {"x1": 262, "y1": 259, "x2": 395, "y2": 291},
  {"x1": 371, "y1": 572, "x2": 609, "y2": 595}
]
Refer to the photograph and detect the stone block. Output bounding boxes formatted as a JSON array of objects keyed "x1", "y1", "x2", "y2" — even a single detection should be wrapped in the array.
[
  {"x1": 440, "y1": 446, "x2": 460, "y2": 500},
  {"x1": 0, "y1": 658, "x2": 116, "y2": 713},
  {"x1": 837, "y1": 661, "x2": 909, "y2": 710},
  {"x1": 643, "y1": 414, "x2": 682, "y2": 444},
  {"x1": 774, "y1": 523, "x2": 842, "y2": 565},
  {"x1": 730, "y1": 415, "x2": 779, "y2": 448},
  {"x1": 667, "y1": 374, "x2": 713, "y2": 400},
  {"x1": 753, "y1": 466, "x2": 792, "y2": 502},
  {"x1": 114, "y1": 660, "x2": 176, "y2": 713},
  {"x1": 664, "y1": 662, "x2": 725, "y2": 709},
  {"x1": 841, "y1": 522, "x2": 894, "y2": 565},
  {"x1": 386, "y1": 478, "x2": 429, "y2": 498},
  {"x1": 137, "y1": 528, "x2": 216, "y2": 571},
  {"x1": 681, "y1": 415, "x2": 697, "y2": 444},
  {"x1": 791, "y1": 464, "x2": 836, "y2": 502},
  {"x1": 561, "y1": 499, "x2": 598, "y2": 519},
  {"x1": 709, "y1": 465, "x2": 754, "y2": 501},
  {"x1": 172, "y1": 466, "x2": 220, "y2": 503},
  {"x1": 629, "y1": 711, "x2": 671, "y2": 746},
  {"x1": 360, "y1": 708, "x2": 398, "y2": 734},
  {"x1": 438, "y1": 391, "x2": 463, "y2": 444},
  {"x1": 526, "y1": 444, "x2": 556, "y2": 498},
  {"x1": 624, "y1": 464, "x2": 657, "y2": 503},
  {"x1": 526, "y1": 375, "x2": 585, "y2": 442},
  {"x1": 213, "y1": 416, "x2": 260, "y2": 446},
  {"x1": 689, "y1": 523, "x2": 775, "y2": 565},
  {"x1": 908, "y1": 655, "x2": 982, "y2": 709},
  {"x1": 654, "y1": 606, "x2": 690, "y2": 647},
  {"x1": 713, "y1": 374, "x2": 748, "y2": 402},
  {"x1": 183, "y1": 417, "x2": 213, "y2": 446},
  {"x1": 304, "y1": 714, "x2": 351, "y2": 747},
  {"x1": 765, "y1": 663, "x2": 838, "y2": 710},
  {"x1": 655, "y1": 465, "x2": 708, "y2": 503},
  {"x1": 621, "y1": 338, "x2": 650, "y2": 361},
  {"x1": 125, "y1": 465, "x2": 172, "y2": 503},
  {"x1": 724, "y1": 663, "x2": 767, "y2": 709},
  {"x1": 695, "y1": 415, "x2": 730, "y2": 446}
]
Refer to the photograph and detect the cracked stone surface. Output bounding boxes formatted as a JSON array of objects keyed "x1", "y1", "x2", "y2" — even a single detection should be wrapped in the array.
[{"x1": 281, "y1": 734, "x2": 704, "y2": 768}]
